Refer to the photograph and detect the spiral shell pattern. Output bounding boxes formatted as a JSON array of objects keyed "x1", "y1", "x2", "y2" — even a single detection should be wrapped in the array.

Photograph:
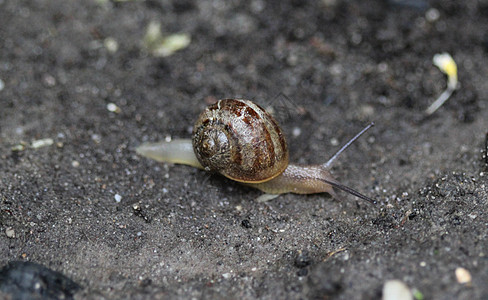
[{"x1": 192, "y1": 99, "x2": 289, "y2": 183}]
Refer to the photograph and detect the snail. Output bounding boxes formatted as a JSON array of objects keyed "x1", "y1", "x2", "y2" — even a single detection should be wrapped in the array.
[{"x1": 136, "y1": 99, "x2": 376, "y2": 204}]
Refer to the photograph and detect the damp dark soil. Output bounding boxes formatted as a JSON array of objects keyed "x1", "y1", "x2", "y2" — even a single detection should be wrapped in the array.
[{"x1": 1, "y1": 0, "x2": 487, "y2": 299}]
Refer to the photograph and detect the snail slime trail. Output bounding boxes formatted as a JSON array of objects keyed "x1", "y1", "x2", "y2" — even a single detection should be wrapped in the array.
[{"x1": 136, "y1": 99, "x2": 376, "y2": 204}]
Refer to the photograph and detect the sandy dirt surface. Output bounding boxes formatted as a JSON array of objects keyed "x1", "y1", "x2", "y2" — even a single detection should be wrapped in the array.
[{"x1": 1, "y1": 0, "x2": 487, "y2": 299}]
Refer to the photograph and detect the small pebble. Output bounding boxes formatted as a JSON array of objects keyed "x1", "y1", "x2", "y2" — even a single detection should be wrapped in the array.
[
  {"x1": 382, "y1": 280, "x2": 413, "y2": 300},
  {"x1": 114, "y1": 194, "x2": 122, "y2": 203},
  {"x1": 425, "y1": 8, "x2": 440, "y2": 22},
  {"x1": 71, "y1": 160, "x2": 80, "y2": 168},
  {"x1": 222, "y1": 273, "x2": 231, "y2": 279},
  {"x1": 241, "y1": 219, "x2": 252, "y2": 228},
  {"x1": 107, "y1": 103, "x2": 121, "y2": 113},
  {"x1": 5, "y1": 227, "x2": 16, "y2": 238},
  {"x1": 0, "y1": 78, "x2": 5, "y2": 91},
  {"x1": 358, "y1": 104, "x2": 375, "y2": 118},
  {"x1": 104, "y1": 37, "x2": 119, "y2": 53},
  {"x1": 42, "y1": 74, "x2": 56, "y2": 87},
  {"x1": 91, "y1": 134, "x2": 102, "y2": 144},
  {"x1": 292, "y1": 127, "x2": 301, "y2": 137},
  {"x1": 455, "y1": 267, "x2": 472, "y2": 284}
]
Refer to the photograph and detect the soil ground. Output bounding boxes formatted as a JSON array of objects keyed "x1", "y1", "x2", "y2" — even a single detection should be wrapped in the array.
[{"x1": 1, "y1": 0, "x2": 487, "y2": 299}]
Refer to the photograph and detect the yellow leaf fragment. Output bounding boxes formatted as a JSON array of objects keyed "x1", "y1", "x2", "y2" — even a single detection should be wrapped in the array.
[
  {"x1": 158, "y1": 33, "x2": 191, "y2": 57},
  {"x1": 433, "y1": 52, "x2": 457, "y2": 90},
  {"x1": 31, "y1": 138, "x2": 54, "y2": 149},
  {"x1": 11, "y1": 144, "x2": 26, "y2": 151},
  {"x1": 426, "y1": 52, "x2": 459, "y2": 115},
  {"x1": 143, "y1": 21, "x2": 191, "y2": 57}
]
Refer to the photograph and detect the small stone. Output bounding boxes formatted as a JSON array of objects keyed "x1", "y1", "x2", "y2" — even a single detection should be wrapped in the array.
[
  {"x1": 425, "y1": 8, "x2": 440, "y2": 22},
  {"x1": 455, "y1": 267, "x2": 472, "y2": 284},
  {"x1": 292, "y1": 127, "x2": 301, "y2": 137},
  {"x1": 6, "y1": 227, "x2": 16, "y2": 238},
  {"x1": 241, "y1": 219, "x2": 252, "y2": 228},
  {"x1": 42, "y1": 74, "x2": 56, "y2": 87},
  {"x1": 104, "y1": 37, "x2": 119, "y2": 53},
  {"x1": 71, "y1": 160, "x2": 80, "y2": 168},
  {"x1": 107, "y1": 103, "x2": 121, "y2": 113},
  {"x1": 91, "y1": 134, "x2": 102, "y2": 144},
  {"x1": 0, "y1": 261, "x2": 81, "y2": 298},
  {"x1": 382, "y1": 280, "x2": 413, "y2": 300},
  {"x1": 114, "y1": 194, "x2": 122, "y2": 203}
]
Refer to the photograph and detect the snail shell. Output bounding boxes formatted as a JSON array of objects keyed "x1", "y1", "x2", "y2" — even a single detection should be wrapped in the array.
[{"x1": 192, "y1": 99, "x2": 289, "y2": 183}]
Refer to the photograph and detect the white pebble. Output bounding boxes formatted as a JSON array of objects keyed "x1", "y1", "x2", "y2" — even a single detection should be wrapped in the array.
[
  {"x1": 114, "y1": 194, "x2": 122, "y2": 203},
  {"x1": 425, "y1": 8, "x2": 440, "y2": 22},
  {"x1": 43, "y1": 74, "x2": 56, "y2": 87},
  {"x1": 382, "y1": 280, "x2": 413, "y2": 300},
  {"x1": 291, "y1": 127, "x2": 301, "y2": 137},
  {"x1": 71, "y1": 160, "x2": 80, "y2": 168},
  {"x1": 5, "y1": 227, "x2": 16, "y2": 238},
  {"x1": 91, "y1": 134, "x2": 102, "y2": 144},
  {"x1": 455, "y1": 267, "x2": 472, "y2": 284},
  {"x1": 0, "y1": 78, "x2": 4, "y2": 91},
  {"x1": 104, "y1": 37, "x2": 119, "y2": 53},
  {"x1": 107, "y1": 102, "x2": 121, "y2": 113}
]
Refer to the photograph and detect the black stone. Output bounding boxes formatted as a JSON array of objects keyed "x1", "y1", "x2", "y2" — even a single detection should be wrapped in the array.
[{"x1": 0, "y1": 261, "x2": 81, "y2": 300}]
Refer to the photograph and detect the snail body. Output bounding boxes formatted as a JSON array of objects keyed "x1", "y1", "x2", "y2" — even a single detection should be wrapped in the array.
[{"x1": 137, "y1": 99, "x2": 375, "y2": 204}]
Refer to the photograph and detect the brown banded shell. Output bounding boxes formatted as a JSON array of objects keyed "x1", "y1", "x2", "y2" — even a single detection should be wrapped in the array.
[{"x1": 192, "y1": 99, "x2": 289, "y2": 183}]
